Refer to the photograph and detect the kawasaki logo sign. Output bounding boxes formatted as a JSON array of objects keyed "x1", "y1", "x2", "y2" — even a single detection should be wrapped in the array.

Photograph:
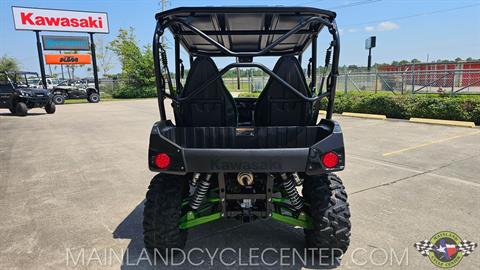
[{"x1": 12, "y1": 6, "x2": 109, "y2": 33}]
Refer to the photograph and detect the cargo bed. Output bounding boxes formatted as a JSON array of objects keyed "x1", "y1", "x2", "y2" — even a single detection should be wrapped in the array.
[{"x1": 148, "y1": 119, "x2": 345, "y2": 174}]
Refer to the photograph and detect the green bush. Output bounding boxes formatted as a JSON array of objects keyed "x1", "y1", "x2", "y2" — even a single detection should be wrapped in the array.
[
  {"x1": 239, "y1": 91, "x2": 479, "y2": 124},
  {"x1": 237, "y1": 92, "x2": 260, "y2": 98},
  {"x1": 328, "y1": 93, "x2": 480, "y2": 124},
  {"x1": 112, "y1": 84, "x2": 157, "y2": 98}
]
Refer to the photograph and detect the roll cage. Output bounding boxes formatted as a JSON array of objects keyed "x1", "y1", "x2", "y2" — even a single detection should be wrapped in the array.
[{"x1": 153, "y1": 7, "x2": 340, "y2": 122}]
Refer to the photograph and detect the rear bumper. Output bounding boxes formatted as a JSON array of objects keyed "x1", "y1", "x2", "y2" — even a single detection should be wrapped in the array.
[
  {"x1": 148, "y1": 120, "x2": 345, "y2": 175},
  {"x1": 184, "y1": 148, "x2": 309, "y2": 172}
]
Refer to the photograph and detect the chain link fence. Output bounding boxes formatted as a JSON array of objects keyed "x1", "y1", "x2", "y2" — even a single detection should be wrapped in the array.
[
  {"x1": 97, "y1": 69, "x2": 480, "y2": 96},
  {"x1": 336, "y1": 69, "x2": 480, "y2": 95}
]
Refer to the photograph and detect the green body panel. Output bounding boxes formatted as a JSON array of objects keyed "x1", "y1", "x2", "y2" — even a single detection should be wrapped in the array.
[
  {"x1": 179, "y1": 211, "x2": 221, "y2": 229},
  {"x1": 178, "y1": 198, "x2": 313, "y2": 229}
]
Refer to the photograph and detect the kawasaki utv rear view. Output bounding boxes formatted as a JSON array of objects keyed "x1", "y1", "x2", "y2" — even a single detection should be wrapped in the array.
[{"x1": 144, "y1": 6, "x2": 351, "y2": 259}]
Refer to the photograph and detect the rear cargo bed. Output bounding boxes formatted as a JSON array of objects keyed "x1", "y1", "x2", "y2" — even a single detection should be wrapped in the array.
[
  {"x1": 149, "y1": 120, "x2": 344, "y2": 174},
  {"x1": 160, "y1": 125, "x2": 332, "y2": 149}
]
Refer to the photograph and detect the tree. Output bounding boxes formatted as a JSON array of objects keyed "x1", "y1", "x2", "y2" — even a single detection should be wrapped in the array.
[
  {"x1": 347, "y1": 65, "x2": 359, "y2": 71},
  {"x1": 410, "y1": 58, "x2": 421, "y2": 64},
  {"x1": 95, "y1": 37, "x2": 114, "y2": 76},
  {"x1": 0, "y1": 55, "x2": 20, "y2": 71},
  {"x1": 455, "y1": 57, "x2": 463, "y2": 62},
  {"x1": 109, "y1": 27, "x2": 155, "y2": 86}
]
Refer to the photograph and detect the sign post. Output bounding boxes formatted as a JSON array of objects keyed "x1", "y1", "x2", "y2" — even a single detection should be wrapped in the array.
[
  {"x1": 35, "y1": 30, "x2": 48, "y2": 89},
  {"x1": 89, "y1": 33, "x2": 100, "y2": 93},
  {"x1": 365, "y1": 36, "x2": 376, "y2": 71},
  {"x1": 12, "y1": 6, "x2": 108, "y2": 93}
]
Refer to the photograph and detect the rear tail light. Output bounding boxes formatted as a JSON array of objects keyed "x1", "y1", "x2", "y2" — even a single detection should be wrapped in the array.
[
  {"x1": 154, "y1": 153, "x2": 171, "y2": 169},
  {"x1": 322, "y1": 152, "x2": 339, "y2": 168}
]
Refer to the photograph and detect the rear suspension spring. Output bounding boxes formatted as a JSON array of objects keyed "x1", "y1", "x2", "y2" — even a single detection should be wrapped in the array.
[
  {"x1": 280, "y1": 173, "x2": 304, "y2": 210},
  {"x1": 189, "y1": 174, "x2": 212, "y2": 210}
]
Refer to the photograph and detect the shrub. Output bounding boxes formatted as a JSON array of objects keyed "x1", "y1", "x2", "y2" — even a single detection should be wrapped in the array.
[
  {"x1": 236, "y1": 91, "x2": 480, "y2": 124},
  {"x1": 237, "y1": 92, "x2": 260, "y2": 98},
  {"x1": 112, "y1": 84, "x2": 157, "y2": 98},
  {"x1": 330, "y1": 93, "x2": 480, "y2": 124}
]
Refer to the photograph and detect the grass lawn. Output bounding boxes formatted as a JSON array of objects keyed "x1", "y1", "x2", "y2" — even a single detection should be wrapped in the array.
[{"x1": 64, "y1": 97, "x2": 155, "y2": 104}]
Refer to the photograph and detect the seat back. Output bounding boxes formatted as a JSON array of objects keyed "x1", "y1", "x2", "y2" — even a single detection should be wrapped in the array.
[
  {"x1": 176, "y1": 57, "x2": 237, "y2": 127},
  {"x1": 254, "y1": 56, "x2": 312, "y2": 126}
]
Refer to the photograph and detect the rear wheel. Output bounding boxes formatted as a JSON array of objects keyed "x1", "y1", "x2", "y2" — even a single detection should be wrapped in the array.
[
  {"x1": 143, "y1": 174, "x2": 188, "y2": 254},
  {"x1": 303, "y1": 173, "x2": 351, "y2": 258},
  {"x1": 52, "y1": 94, "x2": 65, "y2": 105},
  {"x1": 45, "y1": 101, "x2": 56, "y2": 114},
  {"x1": 15, "y1": 102, "x2": 28, "y2": 116},
  {"x1": 87, "y1": 93, "x2": 100, "y2": 103}
]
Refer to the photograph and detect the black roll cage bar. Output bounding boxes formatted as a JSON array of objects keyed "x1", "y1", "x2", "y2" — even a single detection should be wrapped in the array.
[{"x1": 153, "y1": 11, "x2": 340, "y2": 122}]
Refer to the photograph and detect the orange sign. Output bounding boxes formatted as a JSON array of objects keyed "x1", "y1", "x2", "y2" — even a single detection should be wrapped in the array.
[{"x1": 45, "y1": 54, "x2": 91, "y2": 65}]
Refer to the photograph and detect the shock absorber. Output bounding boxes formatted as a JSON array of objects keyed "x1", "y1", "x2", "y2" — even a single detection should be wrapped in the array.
[
  {"x1": 280, "y1": 173, "x2": 304, "y2": 210},
  {"x1": 189, "y1": 174, "x2": 212, "y2": 210}
]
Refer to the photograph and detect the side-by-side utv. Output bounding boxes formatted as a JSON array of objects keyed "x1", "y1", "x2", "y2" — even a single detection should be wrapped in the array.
[
  {"x1": 144, "y1": 6, "x2": 351, "y2": 258},
  {"x1": 0, "y1": 71, "x2": 55, "y2": 116}
]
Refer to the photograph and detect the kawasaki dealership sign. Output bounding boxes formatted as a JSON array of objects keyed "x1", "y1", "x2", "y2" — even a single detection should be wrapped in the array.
[{"x1": 12, "y1": 6, "x2": 109, "y2": 33}]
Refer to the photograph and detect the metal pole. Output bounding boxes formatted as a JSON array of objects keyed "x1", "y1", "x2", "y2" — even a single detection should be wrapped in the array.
[
  {"x1": 35, "y1": 31, "x2": 47, "y2": 89},
  {"x1": 59, "y1": 50, "x2": 65, "y2": 80},
  {"x1": 367, "y1": 48, "x2": 372, "y2": 71},
  {"x1": 89, "y1": 33, "x2": 100, "y2": 92},
  {"x1": 236, "y1": 58, "x2": 241, "y2": 90},
  {"x1": 174, "y1": 36, "x2": 181, "y2": 91},
  {"x1": 161, "y1": 0, "x2": 166, "y2": 46},
  {"x1": 311, "y1": 35, "x2": 318, "y2": 93},
  {"x1": 451, "y1": 70, "x2": 456, "y2": 95}
]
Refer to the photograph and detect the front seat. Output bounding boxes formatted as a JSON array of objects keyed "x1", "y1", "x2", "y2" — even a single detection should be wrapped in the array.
[
  {"x1": 254, "y1": 55, "x2": 313, "y2": 126},
  {"x1": 175, "y1": 56, "x2": 237, "y2": 127}
]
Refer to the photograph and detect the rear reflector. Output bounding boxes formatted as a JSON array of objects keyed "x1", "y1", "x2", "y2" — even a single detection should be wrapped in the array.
[
  {"x1": 154, "y1": 153, "x2": 171, "y2": 169},
  {"x1": 322, "y1": 152, "x2": 339, "y2": 168}
]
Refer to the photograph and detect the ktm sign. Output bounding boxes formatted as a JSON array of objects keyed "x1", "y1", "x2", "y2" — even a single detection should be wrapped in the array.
[
  {"x1": 12, "y1": 6, "x2": 109, "y2": 33},
  {"x1": 45, "y1": 54, "x2": 92, "y2": 65}
]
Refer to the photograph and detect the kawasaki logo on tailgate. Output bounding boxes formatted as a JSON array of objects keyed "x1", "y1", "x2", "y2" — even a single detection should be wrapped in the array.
[{"x1": 210, "y1": 159, "x2": 282, "y2": 170}]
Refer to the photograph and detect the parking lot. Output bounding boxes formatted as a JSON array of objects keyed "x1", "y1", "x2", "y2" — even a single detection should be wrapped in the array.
[{"x1": 1, "y1": 99, "x2": 479, "y2": 269}]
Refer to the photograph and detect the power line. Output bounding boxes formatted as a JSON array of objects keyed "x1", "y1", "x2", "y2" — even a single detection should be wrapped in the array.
[
  {"x1": 329, "y1": 0, "x2": 382, "y2": 10},
  {"x1": 297, "y1": 0, "x2": 381, "y2": 9},
  {"x1": 343, "y1": 3, "x2": 480, "y2": 27}
]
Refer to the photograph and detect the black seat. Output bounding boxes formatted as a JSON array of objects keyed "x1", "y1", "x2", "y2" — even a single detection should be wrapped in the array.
[
  {"x1": 254, "y1": 55, "x2": 313, "y2": 126},
  {"x1": 175, "y1": 56, "x2": 237, "y2": 127}
]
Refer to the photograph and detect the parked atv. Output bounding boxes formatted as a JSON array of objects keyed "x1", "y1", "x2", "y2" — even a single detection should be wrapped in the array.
[
  {"x1": 144, "y1": 7, "x2": 350, "y2": 259},
  {"x1": 51, "y1": 79, "x2": 100, "y2": 104},
  {"x1": 0, "y1": 71, "x2": 55, "y2": 116}
]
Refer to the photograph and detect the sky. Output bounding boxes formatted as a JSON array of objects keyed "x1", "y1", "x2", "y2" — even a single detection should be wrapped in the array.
[{"x1": 1, "y1": 0, "x2": 479, "y2": 77}]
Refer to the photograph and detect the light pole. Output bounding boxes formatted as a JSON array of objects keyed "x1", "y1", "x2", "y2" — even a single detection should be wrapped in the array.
[{"x1": 365, "y1": 36, "x2": 376, "y2": 71}]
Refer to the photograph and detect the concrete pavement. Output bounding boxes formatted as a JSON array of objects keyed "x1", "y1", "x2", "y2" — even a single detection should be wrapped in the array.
[{"x1": 1, "y1": 99, "x2": 479, "y2": 269}]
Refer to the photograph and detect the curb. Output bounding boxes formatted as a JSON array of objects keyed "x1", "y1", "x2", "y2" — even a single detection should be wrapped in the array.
[
  {"x1": 341, "y1": 112, "x2": 387, "y2": 120},
  {"x1": 409, "y1": 118, "x2": 476, "y2": 128}
]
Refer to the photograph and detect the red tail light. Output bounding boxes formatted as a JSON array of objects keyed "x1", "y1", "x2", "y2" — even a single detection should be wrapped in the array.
[
  {"x1": 322, "y1": 152, "x2": 339, "y2": 168},
  {"x1": 154, "y1": 153, "x2": 171, "y2": 169}
]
